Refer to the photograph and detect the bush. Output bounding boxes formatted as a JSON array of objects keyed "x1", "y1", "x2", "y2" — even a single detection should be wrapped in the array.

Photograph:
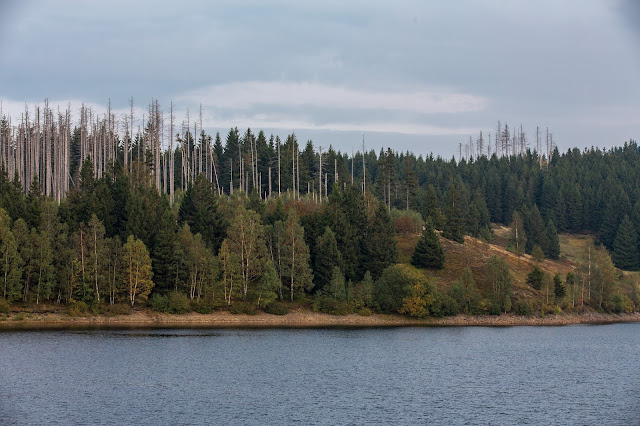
[
  {"x1": 104, "y1": 304, "x2": 131, "y2": 316},
  {"x1": 604, "y1": 293, "x2": 634, "y2": 314},
  {"x1": 0, "y1": 298, "x2": 10, "y2": 314},
  {"x1": 68, "y1": 301, "x2": 89, "y2": 317},
  {"x1": 265, "y1": 301, "x2": 289, "y2": 315},
  {"x1": 435, "y1": 294, "x2": 459, "y2": 317},
  {"x1": 542, "y1": 304, "x2": 561, "y2": 315},
  {"x1": 148, "y1": 293, "x2": 169, "y2": 312},
  {"x1": 312, "y1": 295, "x2": 352, "y2": 315},
  {"x1": 230, "y1": 302, "x2": 258, "y2": 315},
  {"x1": 513, "y1": 300, "x2": 533, "y2": 316},
  {"x1": 12, "y1": 313, "x2": 26, "y2": 321},
  {"x1": 191, "y1": 300, "x2": 214, "y2": 314},
  {"x1": 167, "y1": 292, "x2": 191, "y2": 314},
  {"x1": 357, "y1": 307, "x2": 372, "y2": 316}
]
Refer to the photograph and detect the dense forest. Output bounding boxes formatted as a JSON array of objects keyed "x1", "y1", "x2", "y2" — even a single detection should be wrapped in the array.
[{"x1": 0, "y1": 100, "x2": 639, "y2": 318}]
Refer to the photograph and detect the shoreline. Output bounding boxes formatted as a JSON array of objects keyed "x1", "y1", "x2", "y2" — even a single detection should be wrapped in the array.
[{"x1": 1, "y1": 309, "x2": 640, "y2": 330}]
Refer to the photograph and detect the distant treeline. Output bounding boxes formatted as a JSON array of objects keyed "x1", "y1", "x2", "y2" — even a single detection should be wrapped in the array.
[{"x1": 0, "y1": 101, "x2": 639, "y2": 316}]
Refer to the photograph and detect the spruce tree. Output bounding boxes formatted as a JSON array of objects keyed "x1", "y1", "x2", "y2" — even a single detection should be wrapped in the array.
[
  {"x1": 411, "y1": 219, "x2": 445, "y2": 269},
  {"x1": 526, "y1": 264, "x2": 544, "y2": 290},
  {"x1": 545, "y1": 219, "x2": 560, "y2": 260},
  {"x1": 314, "y1": 227, "x2": 343, "y2": 293},
  {"x1": 553, "y1": 273, "x2": 566, "y2": 300},
  {"x1": 443, "y1": 183, "x2": 464, "y2": 243},
  {"x1": 363, "y1": 203, "x2": 397, "y2": 279},
  {"x1": 612, "y1": 215, "x2": 640, "y2": 270},
  {"x1": 524, "y1": 204, "x2": 548, "y2": 255}
]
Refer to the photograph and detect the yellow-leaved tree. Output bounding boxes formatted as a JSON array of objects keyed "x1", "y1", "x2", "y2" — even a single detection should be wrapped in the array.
[{"x1": 122, "y1": 235, "x2": 153, "y2": 307}]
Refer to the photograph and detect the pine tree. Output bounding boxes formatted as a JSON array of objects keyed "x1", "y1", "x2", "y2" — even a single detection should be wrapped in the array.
[
  {"x1": 553, "y1": 273, "x2": 566, "y2": 301},
  {"x1": 314, "y1": 227, "x2": 343, "y2": 293},
  {"x1": 411, "y1": 219, "x2": 445, "y2": 269},
  {"x1": 443, "y1": 183, "x2": 464, "y2": 243},
  {"x1": 328, "y1": 266, "x2": 346, "y2": 301},
  {"x1": 363, "y1": 203, "x2": 397, "y2": 279},
  {"x1": 545, "y1": 219, "x2": 560, "y2": 260},
  {"x1": 524, "y1": 204, "x2": 548, "y2": 255},
  {"x1": 179, "y1": 174, "x2": 225, "y2": 253},
  {"x1": 526, "y1": 264, "x2": 544, "y2": 290},
  {"x1": 612, "y1": 215, "x2": 640, "y2": 270}
]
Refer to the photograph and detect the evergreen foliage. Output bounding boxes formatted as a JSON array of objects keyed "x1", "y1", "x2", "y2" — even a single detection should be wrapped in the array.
[
  {"x1": 313, "y1": 227, "x2": 343, "y2": 293},
  {"x1": 363, "y1": 203, "x2": 397, "y2": 279},
  {"x1": 411, "y1": 219, "x2": 445, "y2": 269},
  {"x1": 612, "y1": 215, "x2": 640, "y2": 270},
  {"x1": 526, "y1": 265, "x2": 544, "y2": 290},
  {"x1": 442, "y1": 184, "x2": 464, "y2": 243}
]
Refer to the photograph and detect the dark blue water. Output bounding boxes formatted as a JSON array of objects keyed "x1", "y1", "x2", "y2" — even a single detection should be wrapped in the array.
[{"x1": 1, "y1": 324, "x2": 639, "y2": 425}]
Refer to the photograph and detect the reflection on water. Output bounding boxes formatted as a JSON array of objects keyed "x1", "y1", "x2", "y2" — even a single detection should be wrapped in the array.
[{"x1": 1, "y1": 325, "x2": 639, "y2": 424}]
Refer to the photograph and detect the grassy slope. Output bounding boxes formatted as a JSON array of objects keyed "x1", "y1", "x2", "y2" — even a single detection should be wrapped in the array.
[{"x1": 397, "y1": 225, "x2": 584, "y2": 303}]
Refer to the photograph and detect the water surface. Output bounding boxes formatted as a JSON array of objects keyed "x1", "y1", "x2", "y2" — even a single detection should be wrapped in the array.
[{"x1": 1, "y1": 324, "x2": 639, "y2": 424}]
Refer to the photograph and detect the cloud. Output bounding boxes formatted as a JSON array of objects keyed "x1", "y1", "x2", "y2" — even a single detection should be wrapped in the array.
[{"x1": 179, "y1": 81, "x2": 487, "y2": 115}]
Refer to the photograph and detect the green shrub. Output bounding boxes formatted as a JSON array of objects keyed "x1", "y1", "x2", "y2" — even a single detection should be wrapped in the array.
[
  {"x1": 68, "y1": 301, "x2": 89, "y2": 317},
  {"x1": 167, "y1": 292, "x2": 191, "y2": 314},
  {"x1": 541, "y1": 304, "x2": 560, "y2": 315},
  {"x1": 357, "y1": 307, "x2": 372, "y2": 316},
  {"x1": 436, "y1": 293, "x2": 460, "y2": 317},
  {"x1": 265, "y1": 301, "x2": 289, "y2": 315},
  {"x1": 312, "y1": 295, "x2": 352, "y2": 315},
  {"x1": 12, "y1": 313, "x2": 26, "y2": 321},
  {"x1": 0, "y1": 298, "x2": 10, "y2": 314},
  {"x1": 105, "y1": 304, "x2": 131, "y2": 316},
  {"x1": 229, "y1": 302, "x2": 258, "y2": 315},
  {"x1": 0, "y1": 313, "x2": 7, "y2": 321},
  {"x1": 191, "y1": 300, "x2": 214, "y2": 314},
  {"x1": 604, "y1": 293, "x2": 634, "y2": 314},
  {"x1": 513, "y1": 300, "x2": 533, "y2": 316},
  {"x1": 148, "y1": 293, "x2": 169, "y2": 312}
]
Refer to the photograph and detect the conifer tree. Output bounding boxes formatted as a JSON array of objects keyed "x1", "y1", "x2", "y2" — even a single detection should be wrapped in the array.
[
  {"x1": 363, "y1": 203, "x2": 398, "y2": 279},
  {"x1": 526, "y1": 264, "x2": 544, "y2": 290},
  {"x1": 553, "y1": 273, "x2": 566, "y2": 300},
  {"x1": 524, "y1": 204, "x2": 548, "y2": 255},
  {"x1": 179, "y1": 174, "x2": 225, "y2": 253},
  {"x1": 411, "y1": 219, "x2": 445, "y2": 269},
  {"x1": 328, "y1": 266, "x2": 346, "y2": 301},
  {"x1": 545, "y1": 219, "x2": 560, "y2": 260},
  {"x1": 443, "y1": 183, "x2": 464, "y2": 243},
  {"x1": 314, "y1": 227, "x2": 343, "y2": 293},
  {"x1": 612, "y1": 215, "x2": 640, "y2": 270}
]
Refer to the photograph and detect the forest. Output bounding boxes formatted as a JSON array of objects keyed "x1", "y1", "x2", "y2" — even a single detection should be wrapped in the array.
[{"x1": 0, "y1": 100, "x2": 639, "y2": 318}]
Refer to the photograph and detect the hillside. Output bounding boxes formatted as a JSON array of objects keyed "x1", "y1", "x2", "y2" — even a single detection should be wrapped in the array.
[{"x1": 397, "y1": 224, "x2": 637, "y2": 311}]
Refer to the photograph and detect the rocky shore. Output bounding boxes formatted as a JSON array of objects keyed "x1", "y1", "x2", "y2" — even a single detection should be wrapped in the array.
[{"x1": 1, "y1": 309, "x2": 639, "y2": 330}]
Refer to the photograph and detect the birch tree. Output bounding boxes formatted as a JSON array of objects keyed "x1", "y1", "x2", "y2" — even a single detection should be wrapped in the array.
[
  {"x1": 280, "y1": 209, "x2": 313, "y2": 301},
  {"x1": 224, "y1": 206, "x2": 269, "y2": 300},
  {"x1": 0, "y1": 208, "x2": 22, "y2": 301},
  {"x1": 122, "y1": 235, "x2": 153, "y2": 307}
]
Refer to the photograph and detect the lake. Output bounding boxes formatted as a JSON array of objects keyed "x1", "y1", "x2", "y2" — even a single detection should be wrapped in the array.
[{"x1": 1, "y1": 324, "x2": 639, "y2": 425}]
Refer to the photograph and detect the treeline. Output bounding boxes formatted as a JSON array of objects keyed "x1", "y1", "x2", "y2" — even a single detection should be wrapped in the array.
[
  {"x1": 0, "y1": 162, "x2": 400, "y2": 311},
  {"x1": 1, "y1": 102, "x2": 639, "y2": 272}
]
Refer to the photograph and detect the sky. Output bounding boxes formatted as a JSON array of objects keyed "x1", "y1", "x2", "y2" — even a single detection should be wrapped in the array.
[{"x1": 0, "y1": 0, "x2": 638, "y2": 159}]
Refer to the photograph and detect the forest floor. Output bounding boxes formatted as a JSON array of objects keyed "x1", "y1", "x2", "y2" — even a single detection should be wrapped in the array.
[{"x1": 1, "y1": 307, "x2": 639, "y2": 330}]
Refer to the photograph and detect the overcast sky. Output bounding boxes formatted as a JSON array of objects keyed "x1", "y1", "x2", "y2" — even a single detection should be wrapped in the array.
[{"x1": 0, "y1": 0, "x2": 638, "y2": 158}]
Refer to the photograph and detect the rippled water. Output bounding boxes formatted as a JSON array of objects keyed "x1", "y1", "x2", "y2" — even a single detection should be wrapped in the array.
[{"x1": 1, "y1": 324, "x2": 639, "y2": 425}]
